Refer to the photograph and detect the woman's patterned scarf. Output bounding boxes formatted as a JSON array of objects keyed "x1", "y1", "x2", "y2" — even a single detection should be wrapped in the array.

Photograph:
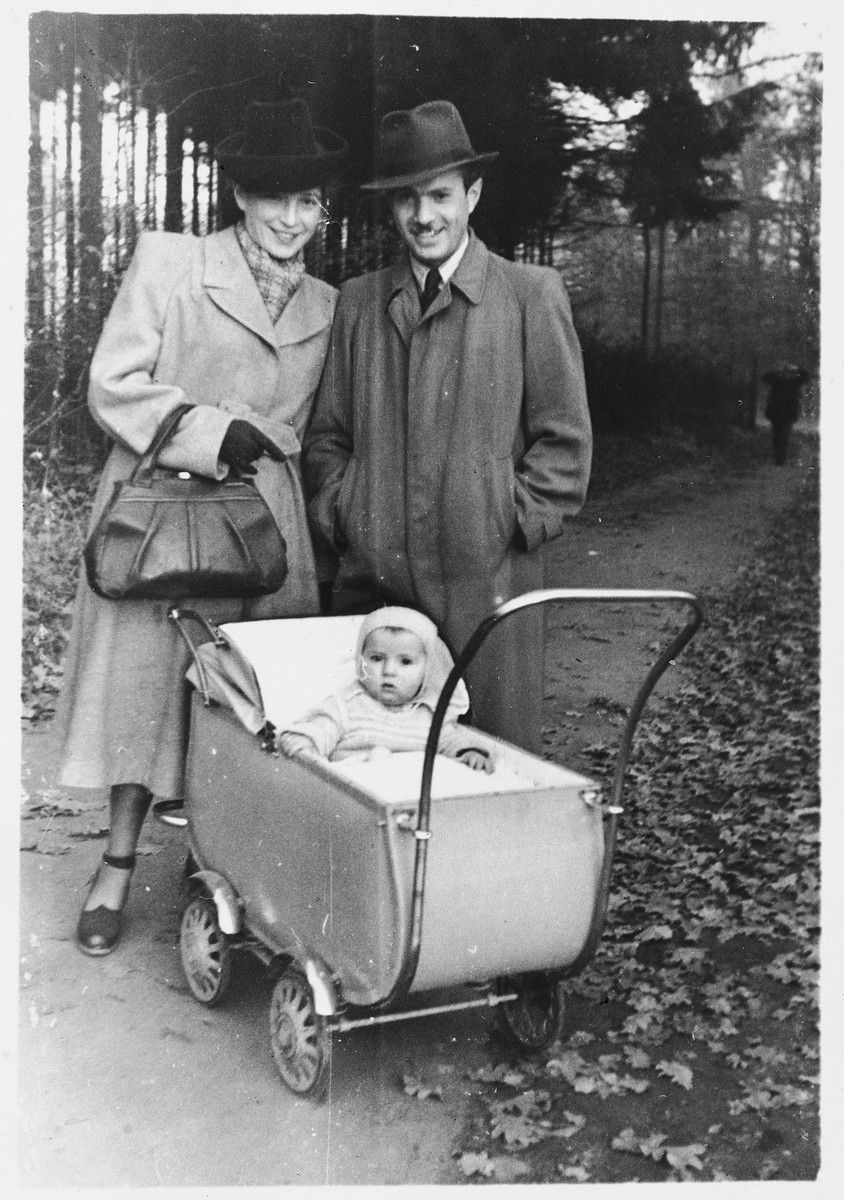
[{"x1": 235, "y1": 221, "x2": 306, "y2": 324}]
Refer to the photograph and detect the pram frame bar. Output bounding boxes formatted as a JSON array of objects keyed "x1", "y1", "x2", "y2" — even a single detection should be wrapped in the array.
[
  {"x1": 333, "y1": 987, "x2": 519, "y2": 1033},
  {"x1": 383, "y1": 588, "x2": 704, "y2": 1013}
]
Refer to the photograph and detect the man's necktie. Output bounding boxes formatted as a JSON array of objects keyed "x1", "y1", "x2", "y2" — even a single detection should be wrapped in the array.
[{"x1": 420, "y1": 267, "x2": 442, "y2": 313}]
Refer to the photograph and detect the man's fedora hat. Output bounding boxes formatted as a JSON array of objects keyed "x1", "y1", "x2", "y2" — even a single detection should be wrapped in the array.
[
  {"x1": 361, "y1": 100, "x2": 498, "y2": 191},
  {"x1": 216, "y1": 99, "x2": 348, "y2": 194}
]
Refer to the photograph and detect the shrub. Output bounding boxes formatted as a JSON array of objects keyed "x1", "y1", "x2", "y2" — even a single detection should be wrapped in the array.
[
  {"x1": 582, "y1": 341, "x2": 740, "y2": 441},
  {"x1": 21, "y1": 459, "x2": 96, "y2": 719}
]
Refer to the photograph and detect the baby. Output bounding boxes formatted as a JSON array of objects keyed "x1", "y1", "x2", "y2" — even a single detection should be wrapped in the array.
[{"x1": 277, "y1": 607, "x2": 494, "y2": 772}]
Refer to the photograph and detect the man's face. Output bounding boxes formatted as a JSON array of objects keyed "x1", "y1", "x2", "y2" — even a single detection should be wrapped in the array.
[{"x1": 389, "y1": 169, "x2": 482, "y2": 268}]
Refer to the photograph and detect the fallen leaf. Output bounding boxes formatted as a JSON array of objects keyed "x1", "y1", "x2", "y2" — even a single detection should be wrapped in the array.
[
  {"x1": 402, "y1": 1074, "x2": 443, "y2": 1100},
  {"x1": 638, "y1": 1132, "x2": 669, "y2": 1160},
  {"x1": 490, "y1": 1112, "x2": 546, "y2": 1147},
  {"x1": 559, "y1": 1163, "x2": 591, "y2": 1181},
  {"x1": 638, "y1": 924, "x2": 673, "y2": 943},
  {"x1": 489, "y1": 1156, "x2": 530, "y2": 1182},
  {"x1": 457, "y1": 1152, "x2": 494, "y2": 1178},
  {"x1": 665, "y1": 1143, "x2": 707, "y2": 1172},
  {"x1": 656, "y1": 1061, "x2": 693, "y2": 1090},
  {"x1": 470, "y1": 1063, "x2": 526, "y2": 1087},
  {"x1": 20, "y1": 841, "x2": 71, "y2": 856},
  {"x1": 624, "y1": 1041, "x2": 648, "y2": 1070},
  {"x1": 611, "y1": 1128, "x2": 640, "y2": 1154},
  {"x1": 68, "y1": 827, "x2": 110, "y2": 841},
  {"x1": 555, "y1": 1111, "x2": 586, "y2": 1138}
]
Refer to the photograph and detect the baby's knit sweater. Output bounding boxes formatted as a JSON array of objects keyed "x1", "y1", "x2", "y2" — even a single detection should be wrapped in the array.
[{"x1": 281, "y1": 682, "x2": 484, "y2": 761}]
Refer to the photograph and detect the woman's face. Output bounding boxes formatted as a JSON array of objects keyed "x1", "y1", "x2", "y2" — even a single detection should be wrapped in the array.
[{"x1": 234, "y1": 185, "x2": 324, "y2": 260}]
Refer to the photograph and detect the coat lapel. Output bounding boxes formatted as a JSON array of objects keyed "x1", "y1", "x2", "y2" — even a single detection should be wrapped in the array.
[
  {"x1": 448, "y1": 232, "x2": 488, "y2": 306},
  {"x1": 386, "y1": 258, "x2": 422, "y2": 349},
  {"x1": 386, "y1": 235, "x2": 489, "y2": 344},
  {"x1": 203, "y1": 228, "x2": 333, "y2": 351},
  {"x1": 202, "y1": 228, "x2": 279, "y2": 350},
  {"x1": 273, "y1": 276, "x2": 334, "y2": 349}
]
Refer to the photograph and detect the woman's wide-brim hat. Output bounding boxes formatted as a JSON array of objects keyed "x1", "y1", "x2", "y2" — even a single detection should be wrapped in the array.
[
  {"x1": 216, "y1": 98, "x2": 348, "y2": 194},
  {"x1": 361, "y1": 100, "x2": 498, "y2": 191}
]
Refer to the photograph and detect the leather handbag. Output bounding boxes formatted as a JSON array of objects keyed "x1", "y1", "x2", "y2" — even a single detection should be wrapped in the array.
[{"x1": 84, "y1": 403, "x2": 288, "y2": 601}]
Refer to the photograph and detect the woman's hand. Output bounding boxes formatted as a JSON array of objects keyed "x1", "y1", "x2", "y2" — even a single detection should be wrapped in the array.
[{"x1": 220, "y1": 419, "x2": 285, "y2": 475}]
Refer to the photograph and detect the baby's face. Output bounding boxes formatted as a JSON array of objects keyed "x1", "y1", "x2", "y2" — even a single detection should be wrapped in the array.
[{"x1": 360, "y1": 628, "x2": 427, "y2": 707}]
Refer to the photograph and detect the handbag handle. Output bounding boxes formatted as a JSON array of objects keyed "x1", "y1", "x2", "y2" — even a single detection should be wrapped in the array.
[{"x1": 129, "y1": 403, "x2": 196, "y2": 484}]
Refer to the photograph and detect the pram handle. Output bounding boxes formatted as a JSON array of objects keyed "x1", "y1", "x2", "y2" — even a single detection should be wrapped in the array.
[
  {"x1": 167, "y1": 606, "x2": 228, "y2": 705},
  {"x1": 379, "y1": 588, "x2": 703, "y2": 1010},
  {"x1": 150, "y1": 609, "x2": 231, "y2": 829}
]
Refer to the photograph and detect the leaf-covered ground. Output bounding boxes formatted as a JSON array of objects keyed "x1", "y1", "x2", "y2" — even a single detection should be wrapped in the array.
[
  {"x1": 452, "y1": 461, "x2": 820, "y2": 1183},
  {"x1": 21, "y1": 464, "x2": 97, "y2": 722}
]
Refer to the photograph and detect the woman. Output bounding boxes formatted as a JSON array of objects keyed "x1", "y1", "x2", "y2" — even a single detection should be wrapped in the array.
[{"x1": 55, "y1": 99, "x2": 347, "y2": 956}]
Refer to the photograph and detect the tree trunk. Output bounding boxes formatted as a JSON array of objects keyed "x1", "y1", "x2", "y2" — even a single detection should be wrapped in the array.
[
  {"x1": 27, "y1": 94, "x2": 45, "y2": 336},
  {"x1": 206, "y1": 140, "x2": 216, "y2": 234},
  {"x1": 125, "y1": 46, "x2": 138, "y2": 253},
  {"x1": 164, "y1": 110, "x2": 184, "y2": 232},
  {"x1": 539, "y1": 224, "x2": 549, "y2": 266},
  {"x1": 77, "y1": 17, "x2": 103, "y2": 335},
  {"x1": 76, "y1": 13, "x2": 104, "y2": 456},
  {"x1": 191, "y1": 132, "x2": 200, "y2": 236},
  {"x1": 745, "y1": 204, "x2": 761, "y2": 430},
  {"x1": 48, "y1": 101, "x2": 59, "y2": 338},
  {"x1": 60, "y1": 42, "x2": 77, "y2": 405},
  {"x1": 640, "y1": 223, "x2": 651, "y2": 360},
  {"x1": 145, "y1": 103, "x2": 157, "y2": 229},
  {"x1": 111, "y1": 99, "x2": 122, "y2": 275},
  {"x1": 654, "y1": 221, "x2": 667, "y2": 358}
]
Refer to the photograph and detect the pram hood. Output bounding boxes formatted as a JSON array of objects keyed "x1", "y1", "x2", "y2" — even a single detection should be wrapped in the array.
[
  {"x1": 186, "y1": 615, "x2": 470, "y2": 736},
  {"x1": 186, "y1": 634, "x2": 268, "y2": 736}
]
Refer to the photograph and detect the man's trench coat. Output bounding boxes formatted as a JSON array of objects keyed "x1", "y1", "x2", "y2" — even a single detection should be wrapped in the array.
[
  {"x1": 304, "y1": 233, "x2": 592, "y2": 753},
  {"x1": 55, "y1": 228, "x2": 335, "y2": 798}
]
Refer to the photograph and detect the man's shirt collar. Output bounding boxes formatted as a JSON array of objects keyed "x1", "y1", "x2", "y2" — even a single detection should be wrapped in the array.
[{"x1": 409, "y1": 232, "x2": 470, "y2": 292}]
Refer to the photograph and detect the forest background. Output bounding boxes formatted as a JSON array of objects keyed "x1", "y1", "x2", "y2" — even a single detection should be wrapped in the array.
[{"x1": 16, "y1": 5, "x2": 822, "y2": 721}]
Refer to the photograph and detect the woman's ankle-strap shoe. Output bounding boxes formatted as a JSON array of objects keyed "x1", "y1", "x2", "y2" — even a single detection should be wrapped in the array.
[{"x1": 76, "y1": 853, "x2": 136, "y2": 957}]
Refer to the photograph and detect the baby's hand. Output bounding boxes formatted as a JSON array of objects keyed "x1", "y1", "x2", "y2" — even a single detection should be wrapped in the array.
[
  {"x1": 277, "y1": 732, "x2": 320, "y2": 759},
  {"x1": 458, "y1": 748, "x2": 494, "y2": 774},
  {"x1": 365, "y1": 746, "x2": 393, "y2": 762}
]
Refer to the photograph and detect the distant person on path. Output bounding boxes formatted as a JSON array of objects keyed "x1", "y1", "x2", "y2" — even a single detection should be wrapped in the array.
[
  {"x1": 55, "y1": 100, "x2": 347, "y2": 956},
  {"x1": 761, "y1": 362, "x2": 811, "y2": 465},
  {"x1": 303, "y1": 100, "x2": 592, "y2": 754}
]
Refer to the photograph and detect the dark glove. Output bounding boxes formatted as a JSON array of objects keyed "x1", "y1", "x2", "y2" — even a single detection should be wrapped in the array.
[{"x1": 219, "y1": 419, "x2": 285, "y2": 476}]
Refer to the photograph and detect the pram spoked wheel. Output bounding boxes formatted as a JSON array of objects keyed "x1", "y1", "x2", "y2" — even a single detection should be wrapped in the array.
[
  {"x1": 269, "y1": 968, "x2": 330, "y2": 1098},
  {"x1": 496, "y1": 973, "x2": 565, "y2": 1052},
  {"x1": 179, "y1": 896, "x2": 232, "y2": 1007}
]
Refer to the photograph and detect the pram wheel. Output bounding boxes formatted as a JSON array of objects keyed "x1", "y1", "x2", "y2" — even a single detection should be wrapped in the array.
[
  {"x1": 179, "y1": 896, "x2": 232, "y2": 1007},
  {"x1": 496, "y1": 973, "x2": 565, "y2": 1052},
  {"x1": 269, "y1": 968, "x2": 330, "y2": 1098}
]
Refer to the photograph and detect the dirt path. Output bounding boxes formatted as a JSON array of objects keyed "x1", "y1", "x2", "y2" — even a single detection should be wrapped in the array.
[{"x1": 17, "y1": 440, "x2": 813, "y2": 1187}]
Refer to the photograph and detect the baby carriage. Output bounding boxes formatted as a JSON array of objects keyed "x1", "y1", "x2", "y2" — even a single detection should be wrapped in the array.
[{"x1": 158, "y1": 588, "x2": 702, "y2": 1098}]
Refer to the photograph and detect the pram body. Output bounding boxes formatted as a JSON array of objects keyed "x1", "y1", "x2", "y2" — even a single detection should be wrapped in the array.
[{"x1": 163, "y1": 589, "x2": 702, "y2": 1097}]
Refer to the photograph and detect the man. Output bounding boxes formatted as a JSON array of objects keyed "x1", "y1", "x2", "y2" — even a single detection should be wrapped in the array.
[
  {"x1": 761, "y1": 362, "x2": 811, "y2": 466},
  {"x1": 304, "y1": 101, "x2": 592, "y2": 753}
]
